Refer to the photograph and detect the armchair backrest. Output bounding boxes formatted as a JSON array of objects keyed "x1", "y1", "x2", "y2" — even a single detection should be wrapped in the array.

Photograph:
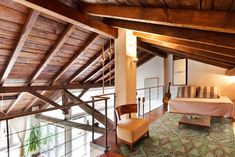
[{"x1": 115, "y1": 104, "x2": 137, "y2": 121}]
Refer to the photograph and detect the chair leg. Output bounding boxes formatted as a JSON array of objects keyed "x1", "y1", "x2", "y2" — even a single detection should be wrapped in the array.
[
  {"x1": 115, "y1": 132, "x2": 118, "y2": 144},
  {"x1": 130, "y1": 144, "x2": 133, "y2": 152},
  {"x1": 146, "y1": 131, "x2": 149, "y2": 138}
]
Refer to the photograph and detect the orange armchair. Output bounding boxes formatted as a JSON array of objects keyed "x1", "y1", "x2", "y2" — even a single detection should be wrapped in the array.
[{"x1": 115, "y1": 104, "x2": 149, "y2": 151}]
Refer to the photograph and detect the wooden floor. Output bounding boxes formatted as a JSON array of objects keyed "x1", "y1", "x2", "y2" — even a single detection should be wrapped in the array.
[{"x1": 98, "y1": 106, "x2": 167, "y2": 157}]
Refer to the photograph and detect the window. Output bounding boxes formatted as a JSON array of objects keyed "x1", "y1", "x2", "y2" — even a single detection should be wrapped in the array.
[{"x1": 173, "y1": 56, "x2": 188, "y2": 85}]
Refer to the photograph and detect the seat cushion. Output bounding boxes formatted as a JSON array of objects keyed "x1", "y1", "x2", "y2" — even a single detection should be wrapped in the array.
[{"x1": 117, "y1": 118, "x2": 149, "y2": 143}]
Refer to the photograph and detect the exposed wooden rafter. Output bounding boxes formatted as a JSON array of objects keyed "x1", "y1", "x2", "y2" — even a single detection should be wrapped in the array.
[
  {"x1": 28, "y1": 90, "x2": 61, "y2": 108},
  {"x1": 49, "y1": 34, "x2": 100, "y2": 84},
  {"x1": 0, "y1": 95, "x2": 18, "y2": 101},
  {"x1": 134, "y1": 31, "x2": 235, "y2": 59},
  {"x1": 6, "y1": 93, "x2": 25, "y2": 114},
  {"x1": 154, "y1": 46, "x2": 233, "y2": 69},
  {"x1": 0, "y1": 96, "x2": 113, "y2": 120},
  {"x1": 23, "y1": 91, "x2": 47, "y2": 112},
  {"x1": 0, "y1": 83, "x2": 113, "y2": 94},
  {"x1": 81, "y1": 57, "x2": 114, "y2": 83},
  {"x1": 94, "y1": 67, "x2": 115, "y2": 83},
  {"x1": 0, "y1": 9, "x2": 39, "y2": 84},
  {"x1": 28, "y1": 24, "x2": 76, "y2": 84},
  {"x1": 105, "y1": 75, "x2": 114, "y2": 83},
  {"x1": 13, "y1": 0, "x2": 118, "y2": 38},
  {"x1": 110, "y1": 19, "x2": 235, "y2": 50},
  {"x1": 137, "y1": 53, "x2": 155, "y2": 67},
  {"x1": 139, "y1": 38, "x2": 235, "y2": 65},
  {"x1": 66, "y1": 40, "x2": 114, "y2": 84},
  {"x1": 137, "y1": 40, "x2": 167, "y2": 58},
  {"x1": 226, "y1": 68, "x2": 235, "y2": 76},
  {"x1": 83, "y1": 3, "x2": 235, "y2": 34},
  {"x1": 77, "y1": 88, "x2": 89, "y2": 99},
  {"x1": 36, "y1": 114, "x2": 105, "y2": 134},
  {"x1": 63, "y1": 89, "x2": 114, "y2": 129}
]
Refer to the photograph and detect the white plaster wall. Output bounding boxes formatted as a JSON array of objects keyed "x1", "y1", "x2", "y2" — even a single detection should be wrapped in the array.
[
  {"x1": 137, "y1": 56, "x2": 164, "y2": 88},
  {"x1": 188, "y1": 60, "x2": 235, "y2": 100},
  {"x1": 137, "y1": 55, "x2": 235, "y2": 101}
]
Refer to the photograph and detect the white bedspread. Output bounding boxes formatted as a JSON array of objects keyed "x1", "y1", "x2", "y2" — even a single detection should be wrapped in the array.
[{"x1": 168, "y1": 96, "x2": 234, "y2": 118}]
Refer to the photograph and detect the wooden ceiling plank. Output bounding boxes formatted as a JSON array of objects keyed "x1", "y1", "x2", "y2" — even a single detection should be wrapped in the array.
[
  {"x1": 66, "y1": 41, "x2": 114, "y2": 84},
  {"x1": 49, "y1": 34, "x2": 100, "y2": 84},
  {"x1": 0, "y1": 83, "x2": 113, "y2": 94},
  {"x1": 226, "y1": 68, "x2": 235, "y2": 76},
  {"x1": 134, "y1": 31, "x2": 235, "y2": 58},
  {"x1": 95, "y1": 67, "x2": 115, "y2": 83},
  {"x1": 13, "y1": 0, "x2": 118, "y2": 38},
  {"x1": 28, "y1": 90, "x2": 61, "y2": 108},
  {"x1": 82, "y1": 57, "x2": 114, "y2": 83},
  {"x1": 83, "y1": 3, "x2": 235, "y2": 34},
  {"x1": 140, "y1": 38, "x2": 235, "y2": 65},
  {"x1": 110, "y1": 20, "x2": 235, "y2": 50},
  {"x1": 0, "y1": 9, "x2": 39, "y2": 84},
  {"x1": 105, "y1": 75, "x2": 115, "y2": 83},
  {"x1": 6, "y1": 92, "x2": 25, "y2": 115},
  {"x1": 93, "y1": 65, "x2": 114, "y2": 83},
  {"x1": 137, "y1": 40, "x2": 167, "y2": 58},
  {"x1": 28, "y1": 24, "x2": 76, "y2": 84}
]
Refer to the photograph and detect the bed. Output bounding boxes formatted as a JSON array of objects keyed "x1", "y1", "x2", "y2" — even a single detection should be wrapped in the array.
[{"x1": 168, "y1": 96, "x2": 234, "y2": 118}]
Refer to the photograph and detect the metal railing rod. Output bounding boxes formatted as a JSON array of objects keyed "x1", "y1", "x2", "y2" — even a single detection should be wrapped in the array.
[
  {"x1": 104, "y1": 99, "x2": 108, "y2": 152},
  {"x1": 137, "y1": 85, "x2": 164, "y2": 91},
  {"x1": 92, "y1": 97, "x2": 95, "y2": 143}
]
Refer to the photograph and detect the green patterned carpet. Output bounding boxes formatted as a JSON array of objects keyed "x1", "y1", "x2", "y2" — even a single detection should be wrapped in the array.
[{"x1": 116, "y1": 113, "x2": 235, "y2": 157}]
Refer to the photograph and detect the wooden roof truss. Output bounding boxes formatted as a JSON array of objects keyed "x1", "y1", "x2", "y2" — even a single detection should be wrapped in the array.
[{"x1": 0, "y1": 0, "x2": 234, "y2": 119}]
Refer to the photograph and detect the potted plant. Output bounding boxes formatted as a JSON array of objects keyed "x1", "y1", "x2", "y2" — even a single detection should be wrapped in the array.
[{"x1": 27, "y1": 125, "x2": 42, "y2": 157}]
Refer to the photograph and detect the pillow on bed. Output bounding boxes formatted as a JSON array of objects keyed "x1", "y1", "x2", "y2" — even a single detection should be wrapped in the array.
[
  {"x1": 197, "y1": 86, "x2": 220, "y2": 98},
  {"x1": 177, "y1": 86, "x2": 196, "y2": 98}
]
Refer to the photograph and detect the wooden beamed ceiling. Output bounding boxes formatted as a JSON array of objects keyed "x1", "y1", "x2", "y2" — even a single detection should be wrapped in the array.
[
  {"x1": 1, "y1": 0, "x2": 235, "y2": 117},
  {"x1": 109, "y1": 20, "x2": 235, "y2": 69},
  {"x1": 13, "y1": 0, "x2": 118, "y2": 38},
  {"x1": 0, "y1": 0, "x2": 156, "y2": 116},
  {"x1": 83, "y1": 3, "x2": 235, "y2": 34}
]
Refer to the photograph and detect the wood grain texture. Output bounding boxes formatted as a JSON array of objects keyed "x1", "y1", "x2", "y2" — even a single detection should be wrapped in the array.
[
  {"x1": 83, "y1": 3, "x2": 235, "y2": 34},
  {"x1": 0, "y1": 9, "x2": 39, "y2": 84},
  {"x1": 13, "y1": 0, "x2": 118, "y2": 38}
]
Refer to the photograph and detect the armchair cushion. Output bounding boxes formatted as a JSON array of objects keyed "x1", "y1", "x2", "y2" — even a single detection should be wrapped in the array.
[{"x1": 117, "y1": 118, "x2": 149, "y2": 143}]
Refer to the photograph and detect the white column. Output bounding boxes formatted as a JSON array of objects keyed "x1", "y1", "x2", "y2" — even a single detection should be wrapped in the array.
[
  {"x1": 115, "y1": 29, "x2": 137, "y2": 107},
  {"x1": 164, "y1": 54, "x2": 173, "y2": 89}
]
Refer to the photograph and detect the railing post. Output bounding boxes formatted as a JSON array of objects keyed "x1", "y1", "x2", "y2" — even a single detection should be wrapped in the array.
[
  {"x1": 92, "y1": 98, "x2": 95, "y2": 143},
  {"x1": 113, "y1": 94, "x2": 116, "y2": 130},
  {"x1": 142, "y1": 97, "x2": 145, "y2": 118},
  {"x1": 138, "y1": 97, "x2": 141, "y2": 117},
  {"x1": 149, "y1": 88, "x2": 151, "y2": 112},
  {"x1": 6, "y1": 119, "x2": 10, "y2": 157},
  {"x1": 104, "y1": 99, "x2": 108, "y2": 152}
]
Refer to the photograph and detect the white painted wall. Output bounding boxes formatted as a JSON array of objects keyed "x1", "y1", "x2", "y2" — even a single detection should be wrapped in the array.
[
  {"x1": 187, "y1": 60, "x2": 235, "y2": 100},
  {"x1": 137, "y1": 55, "x2": 235, "y2": 101},
  {"x1": 137, "y1": 56, "x2": 164, "y2": 89}
]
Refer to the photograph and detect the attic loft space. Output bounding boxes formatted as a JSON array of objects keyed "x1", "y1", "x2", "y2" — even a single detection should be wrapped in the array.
[{"x1": 0, "y1": 0, "x2": 234, "y2": 157}]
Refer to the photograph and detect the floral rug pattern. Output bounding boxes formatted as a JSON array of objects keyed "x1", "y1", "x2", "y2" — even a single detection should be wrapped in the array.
[{"x1": 116, "y1": 113, "x2": 235, "y2": 157}]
